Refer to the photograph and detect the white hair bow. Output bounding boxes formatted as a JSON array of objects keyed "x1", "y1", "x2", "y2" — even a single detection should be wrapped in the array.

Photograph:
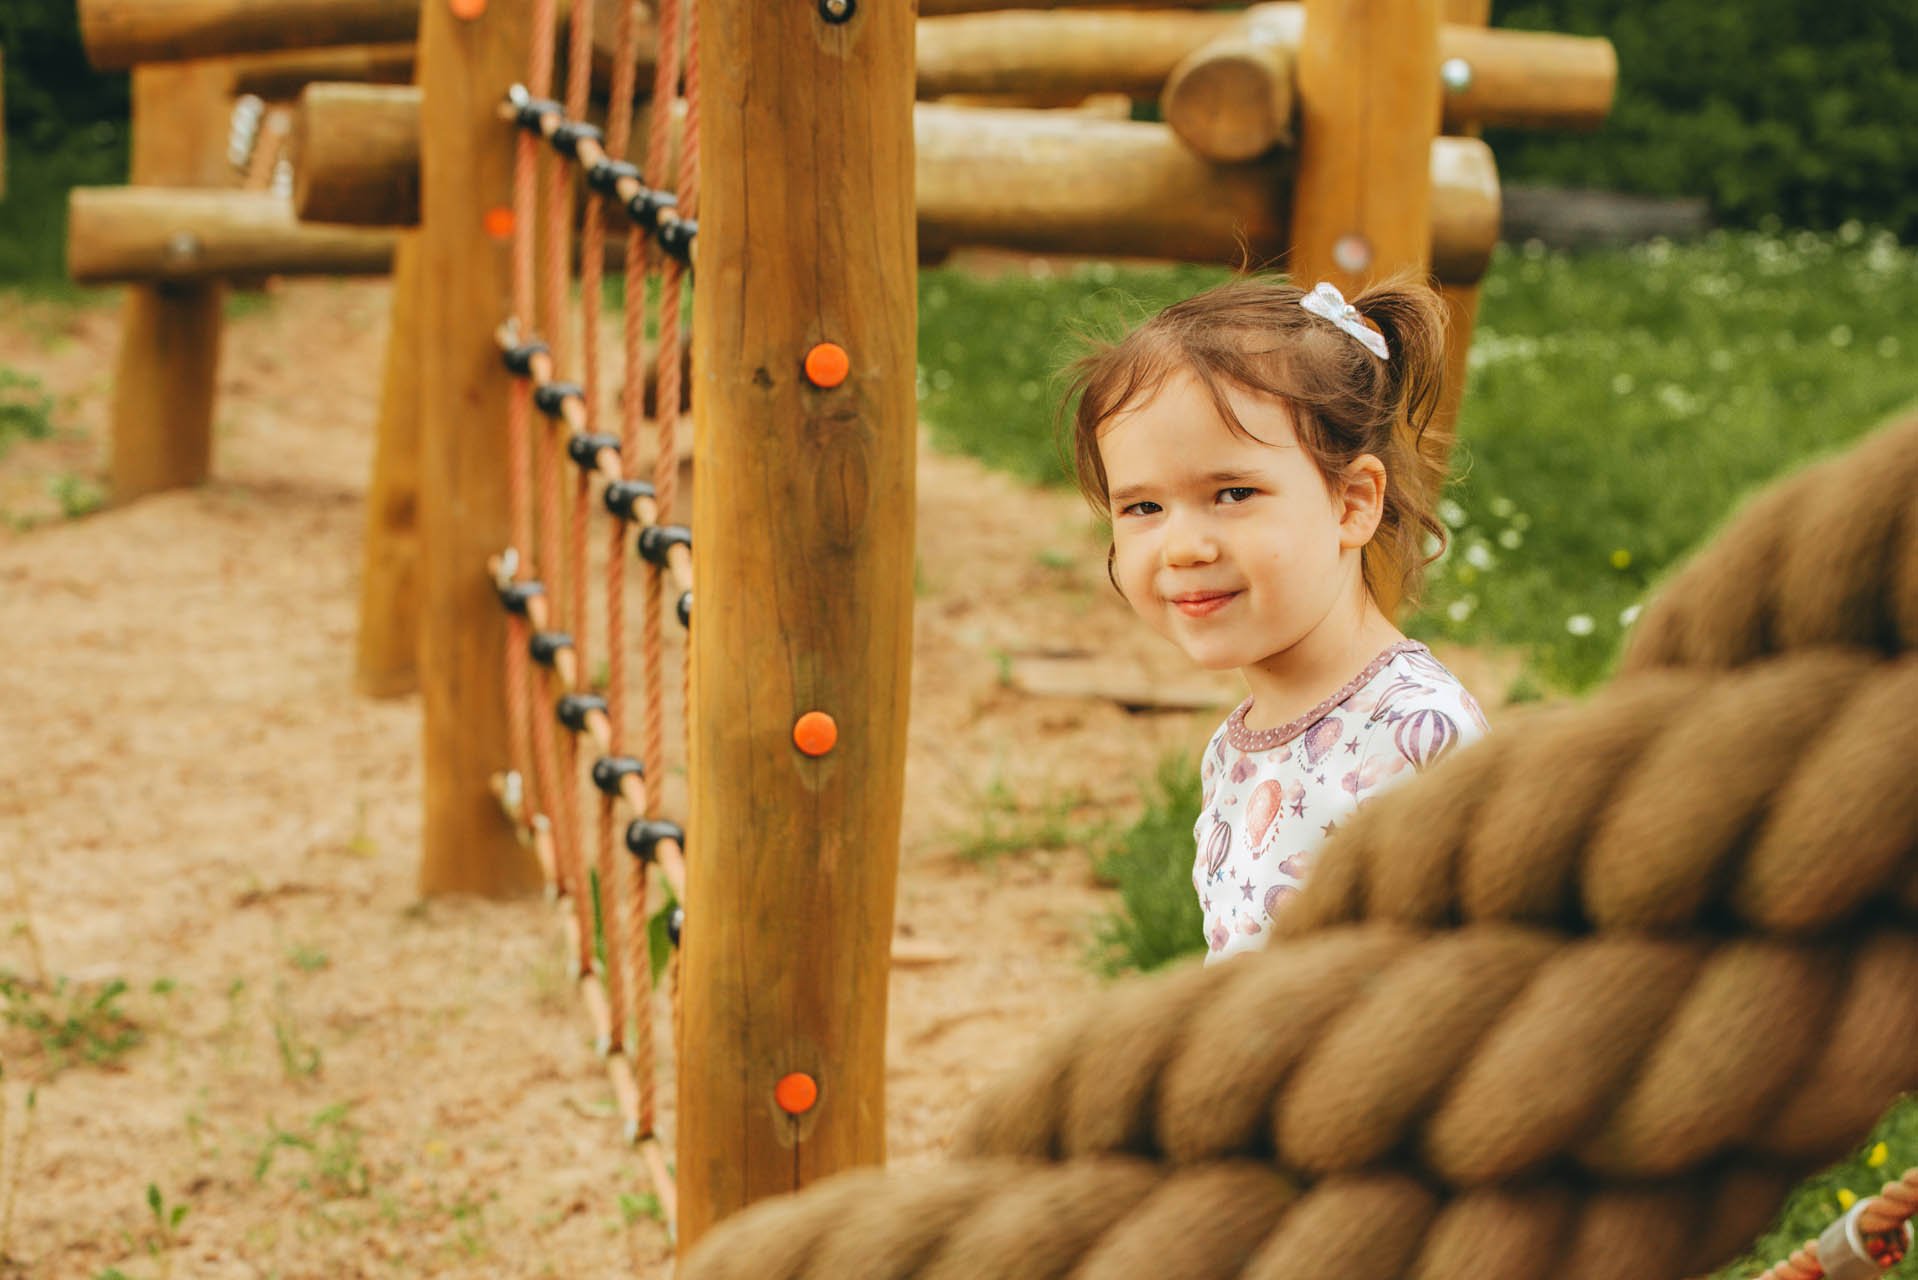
[{"x1": 1299, "y1": 282, "x2": 1390, "y2": 361}]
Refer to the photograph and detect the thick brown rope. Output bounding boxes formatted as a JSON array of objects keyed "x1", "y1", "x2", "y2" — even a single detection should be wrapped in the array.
[
  {"x1": 1268, "y1": 652, "x2": 1918, "y2": 940},
  {"x1": 1620, "y1": 417, "x2": 1918, "y2": 674},
  {"x1": 682, "y1": 1155, "x2": 1807, "y2": 1280},
  {"x1": 951, "y1": 925, "x2": 1918, "y2": 1184}
]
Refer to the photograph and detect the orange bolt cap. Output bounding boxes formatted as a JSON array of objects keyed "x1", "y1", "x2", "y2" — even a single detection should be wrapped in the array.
[
  {"x1": 793, "y1": 711, "x2": 838, "y2": 757},
  {"x1": 483, "y1": 206, "x2": 515, "y2": 240},
  {"x1": 803, "y1": 342, "x2": 850, "y2": 389},
  {"x1": 774, "y1": 1072, "x2": 819, "y2": 1115},
  {"x1": 450, "y1": 0, "x2": 486, "y2": 18}
]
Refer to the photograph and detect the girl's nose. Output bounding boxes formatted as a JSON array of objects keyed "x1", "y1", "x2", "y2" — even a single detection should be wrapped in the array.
[{"x1": 1162, "y1": 512, "x2": 1219, "y2": 566}]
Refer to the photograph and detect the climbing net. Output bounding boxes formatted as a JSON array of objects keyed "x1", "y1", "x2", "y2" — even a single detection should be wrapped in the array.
[{"x1": 484, "y1": 0, "x2": 699, "y2": 1230}]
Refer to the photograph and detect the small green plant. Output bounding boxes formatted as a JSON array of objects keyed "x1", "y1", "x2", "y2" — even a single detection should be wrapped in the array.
[
  {"x1": 49, "y1": 472, "x2": 104, "y2": 520},
  {"x1": 944, "y1": 767, "x2": 1108, "y2": 865},
  {"x1": 143, "y1": 1182, "x2": 189, "y2": 1278},
  {"x1": 1, "y1": 1074, "x2": 39, "y2": 1266},
  {"x1": 286, "y1": 945, "x2": 329, "y2": 974},
  {"x1": 0, "y1": 972, "x2": 141, "y2": 1075},
  {"x1": 270, "y1": 1003, "x2": 323, "y2": 1081},
  {"x1": 254, "y1": 1103, "x2": 370, "y2": 1200},
  {"x1": 1090, "y1": 753, "x2": 1205, "y2": 976},
  {"x1": 0, "y1": 368, "x2": 56, "y2": 456},
  {"x1": 616, "y1": 1190, "x2": 664, "y2": 1227}
]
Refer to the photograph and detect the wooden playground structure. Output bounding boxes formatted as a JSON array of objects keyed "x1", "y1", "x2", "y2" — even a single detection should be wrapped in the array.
[{"x1": 66, "y1": 0, "x2": 1633, "y2": 1262}]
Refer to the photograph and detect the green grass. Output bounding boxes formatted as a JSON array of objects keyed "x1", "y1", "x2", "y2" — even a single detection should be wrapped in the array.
[
  {"x1": 918, "y1": 227, "x2": 1918, "y2": 692},
  {"x1": 0, "y1": 140, "x2": 127, "y2": 288}
]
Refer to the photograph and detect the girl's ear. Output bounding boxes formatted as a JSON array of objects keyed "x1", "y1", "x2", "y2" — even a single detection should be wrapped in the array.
[{"x1": 1336, "y1": 454, "x2": 1388, "y2": 549}]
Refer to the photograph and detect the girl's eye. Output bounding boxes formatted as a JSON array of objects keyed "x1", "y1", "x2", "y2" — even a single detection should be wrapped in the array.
[
  {"x1": 1218, "y1": 487, "x2": 1257, "y2": 504},
  {"x1": 1118, "y1": 500, "x2": 1160, "y2": 517}
]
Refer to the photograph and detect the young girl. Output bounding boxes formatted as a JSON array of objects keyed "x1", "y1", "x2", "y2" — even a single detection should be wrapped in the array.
[{"x1": 1066, "y1": 276, "x2": 1489, "y2": 964}]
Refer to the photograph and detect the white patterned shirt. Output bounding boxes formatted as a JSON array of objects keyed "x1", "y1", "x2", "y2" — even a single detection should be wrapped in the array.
[{"x1": 1194, "y1": 640, "x2": 1488, "y2": 964}]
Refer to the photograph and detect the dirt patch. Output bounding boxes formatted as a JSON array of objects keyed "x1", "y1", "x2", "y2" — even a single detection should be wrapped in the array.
[{"x1": 0, "y1": 279, "x2": 1515, "y2": 1277}]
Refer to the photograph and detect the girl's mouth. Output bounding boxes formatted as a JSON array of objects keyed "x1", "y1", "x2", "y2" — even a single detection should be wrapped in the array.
[{"x1": 1172, "y1": 592, "x2": 1237, "y2": 618}]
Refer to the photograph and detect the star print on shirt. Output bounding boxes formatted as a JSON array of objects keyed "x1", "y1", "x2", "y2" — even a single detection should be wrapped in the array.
[
  {"x1": 1289, "y1": 797, "x2": 1306, "y2": 818},
  {"x1": 1321, "y1": 821, "x2": 1338, "y2": 837},
  {"x1": 1345, "y1": 737, "x2": 1360, "y2": 754},
  {"x1": 1240, "y1": 878, "x2": 1256, "y2": 901}
]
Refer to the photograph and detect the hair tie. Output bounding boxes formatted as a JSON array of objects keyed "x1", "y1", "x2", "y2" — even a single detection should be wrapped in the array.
[{"x1": 1299, "y1": 282, "x2": 1390, "y2": 361}]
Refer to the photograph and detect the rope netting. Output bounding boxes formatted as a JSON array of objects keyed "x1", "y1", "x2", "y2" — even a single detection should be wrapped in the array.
[
  {"x1": 486, "y1": 0, "x2": 700, "y2": 1230},
  {"x1": 680, "y1": 420, "x2": 1918, "y2": 1277}
]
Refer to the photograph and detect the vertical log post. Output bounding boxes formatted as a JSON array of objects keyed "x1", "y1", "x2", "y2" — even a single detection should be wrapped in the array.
[
  {"x1": 1287, "y1": 0, "x2": 1440, "y2": 615},
  {"x1": 1433, "y1": 0, "x2": 1493, "y2": 453},
  {"x1": 680, "y1": 0, "x2": 917, "y2": 1254},
  {"x1": 415, "y1": 0, "x2": 540, "y2": 895},
  {"x1": 354, "y1": 231, "x2": 423, "y2": 697},
  {"x1": 109, "y1": 61, "x2": 236, "y2": 503}
]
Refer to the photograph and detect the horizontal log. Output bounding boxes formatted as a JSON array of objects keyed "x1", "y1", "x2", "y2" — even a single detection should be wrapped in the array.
[
  {"x1": 80, "y1": 0, "x2": 644, "y2": 82},
  {"x1": 919, "y1": 0, "x2": 1225, "y2": 12},
  {"x1": 294, "y1": 83, "x2": 420, "y2": 226},
  {"x1": 918, "y1": 104, "x2": 1500, "y2": 282},
  {"x1": 67, "y1": 187, "x2": 396, "y2": 283},
  {"x1": 1163, "y1": 3, "x2": 1613, "y2": 161},
  {"x1": 290, "y1": 87, "x2": 1501, "y2": 282},
  {"x1": 229, "y1": 41, "x2": 413, "y2": 99},
  {"x1": 917, "y1": 10, "x2": 1240, "y2": 99}
]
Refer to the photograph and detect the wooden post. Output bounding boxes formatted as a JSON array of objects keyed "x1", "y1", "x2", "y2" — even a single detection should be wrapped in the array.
[
  {"x1": 1434, "y1": 0, "x2": 1493, "y2": 455},
  {"x1": 681, "y1": 0, "x2": 916, "y2": 1253},
  {"x1": 354, "y1": 232, "x2": 423, "y2": 697},
  {"x1": 414, "y1": 0, "x2": 539, "y2": 896},
  {"x1": 109, "y1": 61, "x2": 237, "y2": 505},
  {"x1": 1287, "y1": 0, "x2": 1441, "y2": 294}
]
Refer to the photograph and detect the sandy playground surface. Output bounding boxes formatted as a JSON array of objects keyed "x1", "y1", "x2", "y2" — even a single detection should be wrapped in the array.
[{"x1": 0, "y1": 278, "x2": 1517, "y2": 1278}]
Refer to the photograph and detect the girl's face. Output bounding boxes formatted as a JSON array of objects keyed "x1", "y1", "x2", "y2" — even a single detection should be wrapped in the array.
[{"x1": 1099, "y1": 369, "x2": 1376, "y2": 675}]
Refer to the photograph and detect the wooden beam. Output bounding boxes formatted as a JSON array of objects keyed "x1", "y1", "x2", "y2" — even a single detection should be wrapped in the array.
[
  {"x1": 354, "y1": 231, "x2": 423, "y2": 698},
  {"x1": 108, "y1": 60, "x2": 238, "y2": 506},
  {"x1": 682, "y1": 0, "x2": 916, "y2": 1253},
  {"x1": 68, "y1": 187, "x2": 396, "y2": 282},
  {"x1": 80, "y1": 0, "x2": 645, "y2": 86},
  {"x1": 294, "y1": 83, "x2": 422, "y2": 225},
  {"x1": 289, "y1": 88, "x2": 1501, "y2": 283},
  {"x1": 413, "y1": 0, "x2": 538, "y2": 896},
  {"x1": 1162, "y1": 2, "x2": 1613, "y2": 162},
  {"x1": 229, "y1": 41, "x2": 414, "y2": 98},
  {"x1": 1432, "y1": 0, "x2": 1494, "y2": 475},
  {"x1": 917, "y1": 9, "x2": 1239, "y2": 99},
  {"x1": 920, "y1": 0, "x2": 1224, "y2": 12}
]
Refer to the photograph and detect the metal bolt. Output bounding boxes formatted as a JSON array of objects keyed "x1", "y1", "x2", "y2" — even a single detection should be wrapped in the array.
[
  {"x1": 1440, "y1": 57, "x2": 1474, "y2": 94},
  {"x1": 164, "y1": 231, "x2": 203, "y2": 266},
  {"x1": 1332, "y1": 234, "x2": 1371, "y2": 274},
  {"x1": 819, "y1": 0, "x2": 853, "y2": 22}
]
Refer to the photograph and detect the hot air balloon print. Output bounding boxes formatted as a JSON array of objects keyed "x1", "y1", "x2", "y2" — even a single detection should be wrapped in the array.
[
  {"x1": 1262, "y1": 883, "x2": 1299, "y2": 919},
  {"x1": 1204, "y1": 818, "x2": 1232, "y2": 879},
  {"x1": 1245, "y1": 779, "x2": 1284, "y2": 852},
  {"x1": 1394, "y1": 708, "x2": 1460, "y2": 769},
  {"x1": 1367, "y1": 675, "x2": 1433, "y2": 724},
  {"x1": 1302, "y1": 715, "x2": 1343, "y2": 766}
]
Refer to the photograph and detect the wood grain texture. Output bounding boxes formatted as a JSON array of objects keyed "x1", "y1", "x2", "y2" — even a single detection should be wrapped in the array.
[
  {"x1": 80, "y1": 0, "x2": 417, "y2": 69},
  {"x1": 68, "y1": 187, "x2": 396, "y2": 282},
  {"x1": 107, "y1": 61, "x2": 235, "y2": 504},
  {"x1": 1288, "y1": 0, "x2": 1442, "y2": 293},
  {"x1": 295, "y1": 83, "x2": 422, "y2": 226},
  {"x1": 918, "y1": 9, "x2": 1239, "y2": 98},
  {"x1": 680, "y1": 0, "x2": 916, "y2": 1253},
  {"x1": 414, "y1": 0, "x2": 539, "y2": 897},
  {"x1": 354, "y1": 232, "x2": 423, "y2": 698}
]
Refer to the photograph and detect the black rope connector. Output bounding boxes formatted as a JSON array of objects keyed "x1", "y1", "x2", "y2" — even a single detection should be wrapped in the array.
[
  {"x1": 515, "y1": 95, "x2": 563, "y2": 131},
  {"x1": 625, "y1": 818, "x2": 685, "y2": 864},
  {"x1": 556, "y1": 693, "x2": 609, "y2": 733},
  {"x1": 602, "y1": 479, "x2": 657, "y2": 521},
  {"x1": 626, "y1": 187, "x2": 677, "y2": 230},
  {"x1": 587, "y1": 157, "x2": 641, "y2": 198},
  {"x1": 529, "y1": 630, "x2": 573, "y2": 667},
  {"x1": 657, "y1": 216, "x2": 697, "y2": 265},
  {"x1": 666, "y1": 906, "x2": 684, "y2": 948},
  {"x1": 497, "y1": 579, "x2": 546, "y2": 615},
  {"x1": 502, "y1": 340, "x2": 549, "y2": 377},
  {"x1": 550, "y1": 120, "x2": 603, "y2": 159},
  {"x1": 676, "y1": 590, "x2": 692, "y2": 629},
  {"x1": 567, "y1": 432, "x2": 622, "y2": 471},
  {"x1": 638, "y1": 524, "x2": 692, "y2": 568},
  {"x1": 533, "y1": 381, "x2": 583, "y2": 418},
  {"x1": 591, "y1": 755, "x2": 646, "y2": 796}
]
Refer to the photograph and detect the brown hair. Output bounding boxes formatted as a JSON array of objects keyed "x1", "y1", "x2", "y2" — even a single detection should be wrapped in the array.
[{"x1": 1063, "y1": 273, "x2": 1452, "y2": 610}]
